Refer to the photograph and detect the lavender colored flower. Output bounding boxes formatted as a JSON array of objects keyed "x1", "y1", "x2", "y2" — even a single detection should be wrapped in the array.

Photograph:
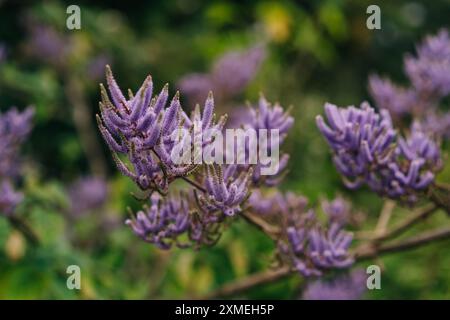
[
  {"x1": 248, "y1": 190, "x2": 281, "y2": 215},
  {"x1": 421, "y1": 111, "x2": 450, "y2": 139},
  {"x1": 404, "y1": 29, "x2": 450, "y2": 98},
  {"x1": 321, "y1": 196, "x2": 350, "y2": 225},
  {"x1": 0, "y1": 180, "x2": 23, "y2": 216},
  {"x1": 368, "y1": 75, "x2": 416, "y2": 118},
  {"x1": 97, "y1": 66, "x2": 226, "y2": 193},
  {"x1": 126, "y1": 192, "x2": 223, "y2": 249},
  {"x1": 317, "y1": 102, "x2": 441, "y2": 201},
  {"x1": 126, "y1": 193, "x2": 190, "y2": 249},
  {"x1": 274, "y1": 193, "x2": 354, "y2": 277},
  {"x1": 302, "y1": 269, "x2": 367, "y2": 300},
  {"x1": 243, "y1": 95, "x2": 294, "y2": 186},
  {"x1": 316, "y1": 102, "x2": 396, "y2": 191},
  {"x1": 308, "y1": 223, "x2": 354, "y2": 270},
  {"x1": 211, "y1": 45, "x2": 266, "y2": 99},
  {"x1": 0, "y1": 106, "x2": 33, "y2": 217},
  {"x1": 197, "y1": 164, "x2": 253, "y2": 216},
  {"x1": 387, "y1": 122, "x2": 441, "y2": 201},
  {"x1": 178, "y1": 45, "x2": 265, "y2": 103},
  {"x1": 25, "y1": 23, "x2": 71, "y2": 67},
  {"x1": 68, "y1": 177, "x2": 108, "y2": 217},
  {"x1": 0, "y1": 107, "x2": 34, "y2": 178}
]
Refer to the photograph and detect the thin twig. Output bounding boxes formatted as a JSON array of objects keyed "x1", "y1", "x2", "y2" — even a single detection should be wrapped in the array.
[
  {"x1": 181, "y1": 176, "x2": 206, "y2": 193},
  {"x1": 201, "y1": 225, "x2": 450, "y2": 299},
  {"x1": 355, "y1": 226, "x2": 450, "y2": 260},
  {"x1": 356, "y1": 203, "x2": 438, "y2": 241},
  {"x1": 241, "y1": 211, "x2": 281, "y2": 239},
  {"x1": 374, "y1": 200, "x2": 395, "y2": 236},
  {"x1": 200, "y1": 266, "x2": 292, "y2": 300}
]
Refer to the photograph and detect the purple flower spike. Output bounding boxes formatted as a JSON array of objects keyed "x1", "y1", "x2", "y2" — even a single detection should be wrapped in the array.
[
  {"x1": 308, "y1": 224, "x2": 354, "y2": 270},
  {"x1": 0, "y1": 106, "x2": 33, "y2": 216},
  {"x1": 405, "y1": 29, "x2": 450, "y2": 98},
  {"x1": 273, "y1": 192, "x2": 354, "y2": 277},
  {"x1": 321, "y1": 196, "x2": 351, "y2": 225},
  {"x1": 368, "y1": 75, "x2": 416, "y2": 118},
  {"x1": 316, "y1": 102, "x2": 396, "y2": 190},
  {"x1": 126, "y1": 193, "x2": 191, "y2": 250},
  {"x1": 243, "y1": 95, "x2": 293, "y2": 186},
  {"x1": 97, "y1": 67, "x2": 227, "y2": 193},
  {"x1": 317, "y1": 102, "x2": 442, "y2": 201},
  {"x1": 198, "y1": 164, "x2": 252, "y2": 216}
]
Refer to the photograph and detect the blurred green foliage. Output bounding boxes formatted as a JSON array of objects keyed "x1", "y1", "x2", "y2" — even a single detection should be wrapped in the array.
[{"x1": 0, "y1": 0, "x2": 449, "y2": 299}]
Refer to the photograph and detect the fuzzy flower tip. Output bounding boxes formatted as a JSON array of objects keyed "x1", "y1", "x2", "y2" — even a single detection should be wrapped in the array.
[
  {"x1": 0, "y1": 106, "x2": 34, "y2": 216},
  {"x1": 198, "y1": 164, "x2": 253, "y2": 216},
  {"x1": 316, "y1": 102, "x2": 441, "y2": 202},
  {"x1": 242, "y1": 95, "x2": 293, "y2": 186},
  {"x1": 97, "y1": 66, "x2": 226, "y2": 193}
]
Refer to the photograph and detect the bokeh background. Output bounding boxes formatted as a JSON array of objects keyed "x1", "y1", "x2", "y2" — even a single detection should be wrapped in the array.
[{"x1": 0, "y1": 0, "x2": 449, "y2": 299}]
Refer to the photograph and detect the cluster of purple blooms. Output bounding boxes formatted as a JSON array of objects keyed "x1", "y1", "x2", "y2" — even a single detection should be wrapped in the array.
[
  {"x1": 250, "y1": 192, "x2": 354, "y2": 277},
  {"x1": 316, "y1": 102, "x2": 442, "y2": 202},
  {"x1": 97, "y1": 33, "x2": 448, "y2": 285},
  {"x1": 0, "y1": 107, "x2": 34, "y2": 216},
  {"x1": 369, "y1": 29, "x2": 450, "y2": 139},
  {"x1": 97, "y1": 65, "x2": 293, "y2": 249}
]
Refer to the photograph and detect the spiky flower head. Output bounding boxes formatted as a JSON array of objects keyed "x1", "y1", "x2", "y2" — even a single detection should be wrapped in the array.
[
  {"x1": 317, "y1": 102, "x2": 442, "y2": 202},
  {"x1": 97, "y1": 66, "x2": 226, "y2": 193},
  {"x1": 197, "y1": 164, "x2": 253, "y2": 216}
]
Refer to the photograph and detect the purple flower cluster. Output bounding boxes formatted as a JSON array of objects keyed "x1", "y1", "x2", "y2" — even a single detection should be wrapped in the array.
[
  {"x1": 0, "y1": 107, "x2": 34, "y2": 216},
  {"x1": 197, "y1": 165, "x2": 253, "y2": 216},
  {"x1": 250, "y1": 191, "x2": 354, "y2": 277},
  {"x1": 316, "y1": 102, "x2": 441, "y2": 201},
  {"x1": 25, "y1": 23, "x2": 71, "y2": 68},
  {"x1": 404, "y1": 29, "x2": 450, "y2": 98},
  {"x1": 302, "y1": 269, "x2": 367, "y2": 300},
  {"x1": 368, "y1": 75, "x2": 416, "y2": 118},
  {"x1": 243, "y1": 95, "x2": 293, "y2": 186},
  {"x1": 0, "y1": 180, "x2": 23, "y2": 216},
  {"x1": 369, "y1": 29, "x2": 450, "y2": 139},
  {"x1": 279, "y1": 196, "x2": 353, "y2": 277},
  {"x1": 178, "y1": 45, "x2": 265, "y2": 103},
  {"x1": 67, "y1": 177, "x2": 108, "y2": 217},
  {"x1": 97, "y1": 66, "x2": 227, "y2": 194},
  {"x1": 97, "y1": 64, "x2": 298, "y2": 249},
  {"x1": 126, "y1": 192, "x2": 223, "y2": 249}
]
